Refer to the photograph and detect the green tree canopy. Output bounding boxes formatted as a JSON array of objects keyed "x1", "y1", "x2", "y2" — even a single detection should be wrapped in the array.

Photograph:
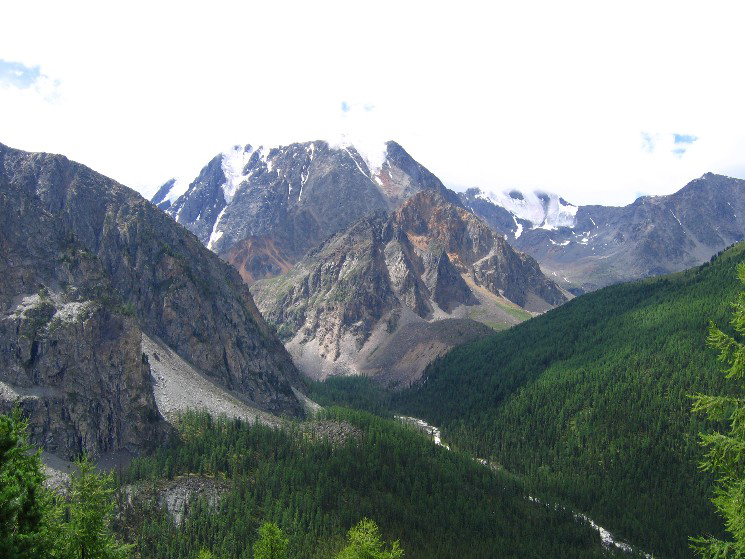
[
  {"x1": 335, "y1": 518, "x2": 403, "y2": 559},
  {"x1": 0, "y1": 408, "x2": 51, "y2": 559},
  {"x1": 0, "y1": 408, "x2": 132, "y2": 559},
  {"x1": 59, "y1": 456, "x2": 132, "y2": 559},
  {"x1": 693, "y1": 262, "x2": 745, "y2": 557},
  {"x1": 253, "y1": 522, "x2": 289, "y2": 559}
]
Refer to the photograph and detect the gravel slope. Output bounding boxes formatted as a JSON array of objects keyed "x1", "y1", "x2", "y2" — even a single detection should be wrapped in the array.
[{"x1": 142, "y1": 333, "x2": 282, "y2": 427}]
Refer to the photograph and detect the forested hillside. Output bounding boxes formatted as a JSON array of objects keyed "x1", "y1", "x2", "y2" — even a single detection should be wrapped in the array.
[
  {"x1": 119, "y1": 409, "x2": 622, "y2": 559},
  {"x1": 396, "y1": 242, "x2": 745, "y2": 558}
]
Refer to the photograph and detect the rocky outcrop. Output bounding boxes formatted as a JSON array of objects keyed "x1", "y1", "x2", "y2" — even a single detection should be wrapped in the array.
[
  {"x1": 391, "y1": 191, "x2": 566, "y2": 310},
  {"x1": 471, "y1": 239, "x2": 568, "y2": 308},
  {"x1": 0, "y1": 142, "x2": 305, "y2": 459},
  {"x1": 462, "y1": 173, "x2": 745, "y2": 292},
  {"x1": 252, "y1": 191, "x2": 568, "y2": 384},
  {"x1": 0, "y1": 295, "x2": 162, "y2": 460}
]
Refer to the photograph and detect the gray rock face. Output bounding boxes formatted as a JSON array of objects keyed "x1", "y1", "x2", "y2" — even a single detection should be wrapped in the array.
[
  {"x1": 1, "y1": 301, "x2": 159, "y2": 460},
  {"x1": 461, "y1": 173, "x2": 745, "y2": 292},
  {"x1": 0, "y1": 142, "x2": 305, "y2": 458},
  {"x1": 155, "y1": 141, "x2": 457, "y2": 283},
  {"x1": 157, "y1": 477, "x2": 227, "y2": 526},
  {"x1": 160, "y1": 154, "x2": 228, "y2": 243},
  {"x1": 251, "y1": 191, "x2": 568, "y2": 384}
]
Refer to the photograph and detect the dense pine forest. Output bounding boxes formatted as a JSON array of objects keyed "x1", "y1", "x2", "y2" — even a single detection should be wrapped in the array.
[
  {"x1": 118, "y1": 408, "x2": 622, "y2": 559},
  {"x1": 394, "y1": 242, "x2": 745, "y2": 558},
  {"x1": 306, "y1": 377, "x2": 394, "y2": 418}
]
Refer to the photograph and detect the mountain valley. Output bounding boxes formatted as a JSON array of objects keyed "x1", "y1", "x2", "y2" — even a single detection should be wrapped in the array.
[
  {"x1": 396, "y1": 241, "x2": 745, "y2": 558},
  {"x1": 7, "y1": 6, "x2": 745, "y2": 558},
  {"x1": 2, "y1": 139, "x2": 744, "y2": 559}
]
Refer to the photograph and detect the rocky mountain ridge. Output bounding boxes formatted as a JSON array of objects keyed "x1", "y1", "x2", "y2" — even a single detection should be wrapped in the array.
[
  {"x1": 153, "y1": 140, "x2": 459, "y2": 284},
  {"x1": 0, "y1": 142, "x2": 305, "y2": 460},
  {"x1": 462, "y1": 173, "x2": 745, "y2": 291},
  {"x1": 251, "y1": 190, "x2": 568, "y2": 385}
]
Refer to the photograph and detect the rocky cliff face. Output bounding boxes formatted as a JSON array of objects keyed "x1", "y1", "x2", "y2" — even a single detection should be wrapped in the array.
[
  {"x1": 251, "y1": 191, "x2": 568, "y2": 384},
  {"x1": 461, "y1": 173, "x2": 745, "y2": 292},
  {"x1": 391, "y1": 190, "x2": 567, "y2": 309},
  {"x1": 0, "y1": 143, "x2": 305, "y2": 459},
  {"x1": 153, "y1": 140, "x2": 458, "y2": 284}
]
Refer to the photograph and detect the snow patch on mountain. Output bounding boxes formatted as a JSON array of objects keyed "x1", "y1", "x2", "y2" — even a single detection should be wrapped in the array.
[
  {"x1": 481, "y1": 189, "x2": 578, "y2": 230},
  {"x1": 513, "y1": 215, "x2": 523, "y2": 239},
  {"x1": 330, "y1": 136, "x2": 388, "y2": 175},
  {"x1": 163, "y1": 177, "x2": 191, "y2": 205},
  {"x1": 343, "y1": 147, "x2": 374, "y2": 182},
  {"x1": 220, "y1": 145, "x2": 253, "y2": 203},
  {"x1": 353, "y1": 139, "x2": 387, "y2": 174},
  {"x1": 207, "y1": 206, "x2": 228, "y2": 251}
]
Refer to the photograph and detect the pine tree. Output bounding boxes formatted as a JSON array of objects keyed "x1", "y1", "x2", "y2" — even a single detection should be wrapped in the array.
[{"x1": 692, "y1": 262, "x2": 745, "y2": 557}]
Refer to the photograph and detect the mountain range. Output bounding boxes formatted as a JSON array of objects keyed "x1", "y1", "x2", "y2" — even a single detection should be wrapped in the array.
[
  {"x1": 152, "y1": 140, "x2": 460, "y2": 284},
  {"x1": 3, "y1": 137, "x2": 745, "y2": 558},
  {"x1": 462, "y1": 173, "x2": 745, "y2": 291},
  {"x1": 153, "y1": 140, "x2": 573, "y2": 383},
  {"x1": 153, "y1": 139, "x2": 745, "y2": 387}
]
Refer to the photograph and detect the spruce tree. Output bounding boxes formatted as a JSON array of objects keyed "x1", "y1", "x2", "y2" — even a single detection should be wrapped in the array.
[{"x1": 60, "y1": 456, "x2": 132, "y2": 559}]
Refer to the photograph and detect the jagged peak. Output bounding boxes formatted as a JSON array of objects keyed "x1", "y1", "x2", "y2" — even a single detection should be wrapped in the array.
[{"x1": 692, "y1": 171, "x2": 743, "y2": 183}]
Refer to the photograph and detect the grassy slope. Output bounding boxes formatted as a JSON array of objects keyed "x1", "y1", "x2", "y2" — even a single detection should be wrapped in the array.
[{"x1": 396, "y1": 242, "x2": 745, "y2": 559}]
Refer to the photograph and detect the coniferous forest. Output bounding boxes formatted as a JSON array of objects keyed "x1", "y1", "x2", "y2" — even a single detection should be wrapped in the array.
[
  {"x1": 395, "y1": 242, "x2": 745, "y2": 558},
  {"x1": 118, "y1": 408, "x2": 621, "y2": 559}
]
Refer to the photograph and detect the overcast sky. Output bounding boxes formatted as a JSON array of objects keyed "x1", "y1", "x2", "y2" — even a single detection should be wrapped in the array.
[{"x1": 1, "y1": 0, "x2": 744, "y2": 206}]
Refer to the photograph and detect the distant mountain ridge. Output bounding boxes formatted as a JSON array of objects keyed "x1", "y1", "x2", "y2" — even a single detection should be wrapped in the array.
[{"x1": 462, "y1": 173, "x2": 745, "y2": 291}]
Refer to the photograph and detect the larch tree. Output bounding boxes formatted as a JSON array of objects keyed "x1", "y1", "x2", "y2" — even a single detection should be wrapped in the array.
[
  {"x1": 253, "y1": 522, "x2": 289, "y2": 559},
  {"x1": 335, "y1": 518, "x2": 403, "y2": 559},
  {"x1": 692, "y1": 262, "x2": 745, "y2": 558}
]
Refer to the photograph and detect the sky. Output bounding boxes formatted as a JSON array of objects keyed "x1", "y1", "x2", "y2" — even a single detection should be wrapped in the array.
[{"x1": 1, "y1": 0, "x2": 744, "y2": 207}]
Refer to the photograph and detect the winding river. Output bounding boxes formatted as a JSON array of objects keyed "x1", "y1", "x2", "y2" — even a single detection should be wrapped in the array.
[{"x1": 395, "y1": 415, "x2": 652, "y2": 558}]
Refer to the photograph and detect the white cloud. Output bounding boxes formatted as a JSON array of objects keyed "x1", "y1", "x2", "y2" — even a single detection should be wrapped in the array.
[{"x1": 1, "y1": 0, "x2": 744, "y2": 207}]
